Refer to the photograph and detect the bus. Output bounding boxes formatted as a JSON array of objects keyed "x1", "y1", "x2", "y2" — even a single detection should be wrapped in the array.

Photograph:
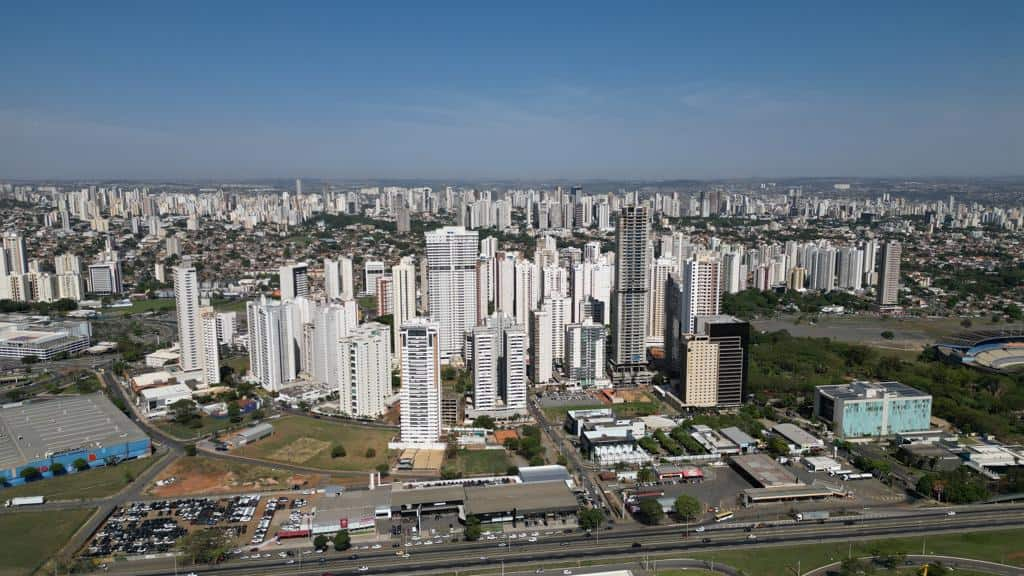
[{"x1": 714, "y1": 510, "x2": 734, "y2": 523}]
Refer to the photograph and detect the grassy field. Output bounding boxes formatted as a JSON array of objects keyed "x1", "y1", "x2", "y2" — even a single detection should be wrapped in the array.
[
  {"x1": 612, "y1": 400, "x2": 661, "y2": 418},
  {"x1": 211, "y1": 298, "x2": 249, "y2": 313},
  {"x1": 542, "y1": 403, "x2": 603, "y2": 422},
  {"x1": 0, "y1": 507, "x2": 94, "y2": 576},
  {"x1": 448, "y1": 449, "x2": 513, "y2": 476},
  {"x1": 235, "y1": 415, "x2": 394, "y2": 471},
  {"x1": 0, "y1": 456, "x2": 156, "y2": 501},
  {"x1": 688, "y1": 528, "x2": 1024, "y2": 576},
  {"x1": 221, "y1": 354, "x2": 250, "y2": 375}
]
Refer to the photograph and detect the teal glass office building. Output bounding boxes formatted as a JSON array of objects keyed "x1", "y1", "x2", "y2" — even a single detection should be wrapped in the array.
[{"x1": 814, "y1": 381, "x2": 932, "y2": 438}]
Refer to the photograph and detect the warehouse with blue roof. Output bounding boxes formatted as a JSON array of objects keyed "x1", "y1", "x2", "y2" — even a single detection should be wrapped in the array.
[{"x1": 0, "y1": 393, "x2": 151, "y2": 487}]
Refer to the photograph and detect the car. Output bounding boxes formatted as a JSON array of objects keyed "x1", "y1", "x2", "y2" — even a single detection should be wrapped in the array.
[
  {"x1": 286, "y1": 560, "x2": 295, "y2": 565},
  {"x1": 357, "y1": 567, "x2": 369, "y2": 573},
  {"x1": 631, "y1": 542, "x2": 642, "y2": 548},
  {"x1": 528, "y1": 537, "x2": 538, "y2": 542},
  {"x1": 371, "y1": 544, "x2": 382, "y2": 549},
  {"x1": 535, "y1": 569, "x2": 545, "y2": 574},
  {"x1": 701, "y1": 538, "x2": 711, "y2": 543},
  {"x1": 747, "y1": 534, "x2": 757, "y2": 540},
  {"x1": 559, "y1": 542, "x2": 569, "y2": 547},
  {"x1": 563, "y1": 570, "x2": 573, "y2": 575},
  {"x1": 401, "y1": 553, "x2": 410, "y2": 559},
  {"x1": 695, "y1": 526, "x2": 705, "y2": 533},
  {"x1": 946, "y1": 511, "x2": 957, "y2": 516}
]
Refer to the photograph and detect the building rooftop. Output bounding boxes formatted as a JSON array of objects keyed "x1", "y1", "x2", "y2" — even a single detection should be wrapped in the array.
[
  {"x1": 720, "y1": 426, "x2": 757, "y2": 447},
  {"x1": 391, "y1": 484, "x2": 467, "y2": 509},
  {"x1": 464, "y1": 481, "x2": 577, "y2": 516},
  {"x1": 817, "y1": 381, "x2": 930, "y2": 401},
  {"x1": 518, "y1": 464, "x2": 571, "y2": 484},
  {"x1": 772, "y1": 423, "x2": 825, "y2": 448},
  {"x1": 0, "y1": 394, "x2": 148, "y2": 470},
  {"x1": 731, "y1": 453, "x2": 802, "y2": 488}
]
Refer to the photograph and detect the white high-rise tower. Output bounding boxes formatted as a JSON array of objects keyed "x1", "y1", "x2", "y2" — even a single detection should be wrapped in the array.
[
  {"x1": 425, "y1": 226, "x2": 478, "y2": 361},
  {"x1": 391, "y1": 257, "x2": 418, "y2": 365},
  {"x1": 399, "y1": 319, "x2": 443, "y2": 446}
]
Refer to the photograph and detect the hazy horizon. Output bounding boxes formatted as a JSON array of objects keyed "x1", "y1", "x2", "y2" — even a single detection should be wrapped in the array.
[{"x1": 2, "y1": 2, "x2": 1022, "y2": 180}]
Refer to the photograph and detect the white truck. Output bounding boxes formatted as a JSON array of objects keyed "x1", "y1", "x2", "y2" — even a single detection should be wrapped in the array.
[
  {"x1": 5, "y1": 496, "x2": 45, "y2": 507},
  {"x1": 794, "y1": 510, "x2": 829, "y2": 522}
]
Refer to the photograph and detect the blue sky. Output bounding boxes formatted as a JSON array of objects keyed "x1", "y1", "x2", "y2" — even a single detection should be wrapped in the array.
[{"x1": 1, "y1": 2, "x2": 1021, "y2": 180}]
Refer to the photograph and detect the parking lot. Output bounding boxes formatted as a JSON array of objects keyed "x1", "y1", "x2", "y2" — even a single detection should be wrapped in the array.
[{"x1": 83, "y1": 495, "x2": 280, "y2": 559}]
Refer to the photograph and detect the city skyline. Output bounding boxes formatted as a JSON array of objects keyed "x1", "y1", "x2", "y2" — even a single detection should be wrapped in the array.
[{"x1": 2, "y1": 2, "x2": 1022, "y2": 180}]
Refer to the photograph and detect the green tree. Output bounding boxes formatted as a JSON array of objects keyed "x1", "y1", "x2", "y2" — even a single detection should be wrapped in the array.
[
  {"x1": 463, "y1": 516, "x2": 482, "y2": 541},
  {"x1": 227, "y1": 402, "x2": 241, "y2": 424},
  {"x1": 184, "y1": 443, "x2": 197, "y2": 457},
  {"x1": 20, "y1": 467, "x2": 41, "y2": 481},
  {"x1": 333, "y1": 531, "x2": 351, "y2": 551},
  {"x1": 313, "y1": 534, "x2": 329, "y2": 550},
  {"x1": 506, "y1": 465, "x2": 519, "y2": 476},
  {"x1": 880, "y1": 330, "x2": 895, "y2": 340},
  {"x1": 50, "y1": 462, "x2": 67, "y2": 476},
  {"x1": 170, "y1": 399, "x2": 199, "y2": 424},
  {"x1": 637, "y1": 466, "x2": 656, "y2": 484},
  {"x1": 73, "y1": 458, "x2": 90, "y2": 472},
  {"x1": 767, "y1": 435, "x2": 790, "y2": 457},
  {"x1": 578, "y1": 508, "x2": 604, "y2": 531},
  {"x1": 332, "y1": 444, "x2": 347, "y2": 458},
  {"x1": 365, "y1": 447, "x2": 376, "y2": 458},
  {"x1": 636, "y1": 499, "x2": 664, "y2": 525},
  {"x1": 674, "y1": 494, "x2": 701, "y2": 520},
  {"x1": 472, "y1": 415, "x2": 496, "y2": 429},
  {"x1": 178, "y1": 528, "x2": 230, "y2": 564}
]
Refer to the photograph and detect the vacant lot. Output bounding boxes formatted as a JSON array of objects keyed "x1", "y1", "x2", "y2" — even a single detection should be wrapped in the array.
[
  {"x1": 0, "y1": 507, "x2": 94, "y2": 576},
  {"x1": 235, "y1": 415, "x2": 394, "y2": 471},
  {"x1": 448, "y1": 449, "x2": 513, "y2": 476},
  {"x1": 690, "y1": 527, "x2": 1024, "y2": 575},
  {"x1": 753, "y1": 315, "x2": 966, "y2": 351},
  {"x1": 149, "y1": 456, "x2": 297, "y2": 497},
  {"x1": 1, "y1": 456, "x2": 156, "y2": 501}
]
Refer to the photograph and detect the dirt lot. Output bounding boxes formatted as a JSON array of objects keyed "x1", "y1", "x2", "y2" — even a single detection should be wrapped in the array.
[
  {"x1": 234, "y1": 415, "x2": 395, "y2": 472},
  {"x1": 148, "y1": 456, "x2": 309, "y2": 497}
]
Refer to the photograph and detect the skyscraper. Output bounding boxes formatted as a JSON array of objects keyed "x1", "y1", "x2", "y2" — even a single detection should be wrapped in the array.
[
  {"x1": 566, "y1": 319, "x2": 608, "y2": 387},
  {"x1": 646, "y1": 256, "x2": 675, "y2": 346},
  {"x1": 173, "y1": 266, "x2": 201, "y2": 372},
  {"x1": 2, "y1": 232, "x2": 28, "y2": 276},
  {"x1": 425, "y1": 226, "x2": 478, "y2": 361},
  {"x1": 530, "y1": 309, "x2": 553, "y2": 385},
  {"x1": 198, "y1": 306, "x2": 221, "y2": 386},
  {"x1": 694, "y1": 315, "x2": 750, "y2": 407},
  {"x1": 877, "y1": 241, "x2": 901, "y2": 306},
  {"x1": 609, "y1": 205, "x2": 652, "y2": 386},
  {"x1": 247, "y1": 297, "x2": 298, "y2": 392},
  {"x1": 174, "y1": 266, "x2": 220, "y2": 386},
  {"x1": 679, "y1": 252, "x2": 721, "y2": 333},
  {"x1": 391, "y1": 257, "x2": 418, "y2": 365},
  {"x1": 680, "y1": 335, "x2": 719, "y2": 407},
  {"x1": 337, "y1": 322, "x2": 391, "y2": 418},
  {"x1": 324, "y1": 258, "x2": 342, "y2": 300},
  {"x1": 470, "y1": 326, "x2": 498, "y2": 410},
  {"x1": 400, "y1": 319, "x2": 443, "y2": 445},
  {"x1": 279, "y1": 262, "x2": 309, "y2": 301},
  {"x1": 502, "y1": 325, "x2": 527, "y2": 409}
]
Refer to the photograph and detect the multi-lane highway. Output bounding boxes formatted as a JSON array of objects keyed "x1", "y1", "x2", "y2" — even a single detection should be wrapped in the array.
[{"x1": 107, "y1": 505, "x2": 1024, "y2": 576}]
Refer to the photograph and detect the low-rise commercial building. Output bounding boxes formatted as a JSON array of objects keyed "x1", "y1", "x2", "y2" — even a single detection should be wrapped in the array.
[{"x1": 814, "y1": 381, "x2": 932, "y2": 438}]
